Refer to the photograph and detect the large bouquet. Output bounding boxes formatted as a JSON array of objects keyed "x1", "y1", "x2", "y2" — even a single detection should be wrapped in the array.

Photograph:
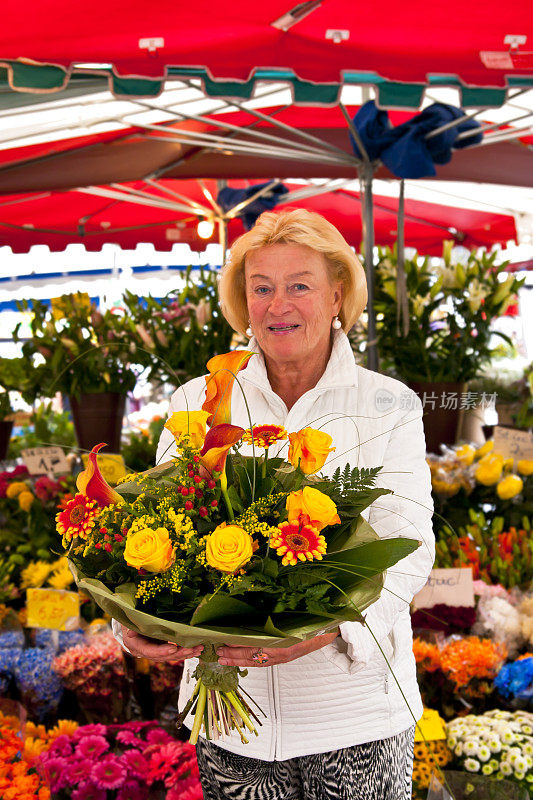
[{"x1": 59, "y1": 350, "x2": 419, "y2": 744}]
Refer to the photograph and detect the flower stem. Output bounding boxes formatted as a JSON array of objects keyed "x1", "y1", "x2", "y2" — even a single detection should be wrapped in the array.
[
  {"x1": 189, "y1": 683, "x2": 207, "y2": 744},
  {"x1": 262, "y1": 447, "x2": 269, "y2": 479}
]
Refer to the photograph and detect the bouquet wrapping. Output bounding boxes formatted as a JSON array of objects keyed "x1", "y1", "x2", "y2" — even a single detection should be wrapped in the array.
[{"x1": 60, "y1": 350, "x2": 419, "y2": 744}]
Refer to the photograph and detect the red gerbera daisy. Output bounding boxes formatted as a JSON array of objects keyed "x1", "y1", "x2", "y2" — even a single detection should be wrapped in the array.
[
  {"x1": 270, "y1": 521, "x2": 327, "y2": 566},
  {"x1": 242, "y1": 424, "x2": 288, "y2": 449},
  {"x1": 56, "y1": 493, "x2": 100, "y2": 543}
]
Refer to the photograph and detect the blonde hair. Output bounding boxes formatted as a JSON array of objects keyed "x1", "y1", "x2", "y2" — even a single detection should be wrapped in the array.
[{"x1": 218, "y1": 208, "x2": 368, "y2": 335}]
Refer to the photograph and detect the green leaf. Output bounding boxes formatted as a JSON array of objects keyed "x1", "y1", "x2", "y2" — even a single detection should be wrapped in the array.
[
  {"x1": 323, "y1": 537, "x2": 419, "y2": 589},
  {"x1": 190, "y1": 593, "x2": 259, "y2": 626}
]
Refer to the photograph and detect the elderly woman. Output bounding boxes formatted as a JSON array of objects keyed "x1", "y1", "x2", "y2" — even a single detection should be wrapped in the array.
[{"x1": 117, "y1": 209, "x2": 434, "y2": 800}]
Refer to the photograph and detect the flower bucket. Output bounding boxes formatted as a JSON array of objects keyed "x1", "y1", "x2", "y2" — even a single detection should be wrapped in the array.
[
  {"x1": 0, "y1": 420, "x2": 13, "y2": 460},
  {"x1": 69, "y1": 392, "x2": 126, "y2": 453},
  {"x1": 408, "y1": 380, "x2": 465, "y2": 454}
]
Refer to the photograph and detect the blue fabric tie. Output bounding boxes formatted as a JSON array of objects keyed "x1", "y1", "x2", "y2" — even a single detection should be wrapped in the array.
[
  {"x1": 349, "y1": 101, "x2": 483, "y2": 178},
  {"x1": 217, "y1": 182, "x2": 289, "y2": 229}
]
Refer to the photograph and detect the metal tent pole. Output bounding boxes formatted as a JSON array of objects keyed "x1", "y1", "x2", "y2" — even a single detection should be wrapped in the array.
[{"x1": 359, "y1": 161, "x2": 379, "y2": 372}]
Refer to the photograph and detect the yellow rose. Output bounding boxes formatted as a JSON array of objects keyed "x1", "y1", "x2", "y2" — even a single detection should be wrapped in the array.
[
  {"x1": 474, "y1": 440, "x2": 494, "y2": 459},
  {"x1": 475, "y1": 453, "x2": 504, "y2": 486},
  {"x1": 496, "y1": 474, "x2": 523, "y2": 500},
  {"x1": 18, "y1": 491, "x2": 35, "y2": 512},
  {"x1": 124, "y1": 527, "x2": 174, "y2": 573},
  {"x1": 288, "y1": 428, "x2": 335, "y2": 475},
  {"x1": 164, "y1": 410, "x2": 211, "y2": 449},
  {"x1": 205, "y1": 524, "x2": 253, "y2": 573},
  {"x1": 286, "y1": 487, "x2": 341, "y2": 531},
  {"x1": 517, "y1": 460, "x2": 533, "y2": 476},
  {"x1": 6, "y1": 481, "x2": 29, "y2": 499},
  {"x1": 455, "y1": 444, "x2": 475, "y2": 466}
]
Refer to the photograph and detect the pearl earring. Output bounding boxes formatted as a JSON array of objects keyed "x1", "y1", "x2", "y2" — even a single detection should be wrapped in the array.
[
  {"x1": 246, "y1": 322, "x2": 253, "y2": 337},
  {"x1": 332, "y1": 315, "x2": 342, "y2": 330}
]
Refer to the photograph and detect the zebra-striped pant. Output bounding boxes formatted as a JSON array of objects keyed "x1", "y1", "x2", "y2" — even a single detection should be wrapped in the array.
[{"x1": 196, "y1": 726, "x2": 415, "y2": 800}]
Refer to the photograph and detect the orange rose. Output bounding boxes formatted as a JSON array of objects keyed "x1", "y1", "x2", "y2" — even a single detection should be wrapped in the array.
[
  {"x1": 288, "y1": 428, "x2": 335, "y2": 475},
  {"x1": 286, "y1": 486, "x2": 340, "y2": 531}
]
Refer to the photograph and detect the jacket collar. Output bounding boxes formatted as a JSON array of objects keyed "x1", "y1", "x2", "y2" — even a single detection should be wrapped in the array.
[{"x1": 241, "y1": 330, "x2": 359, "y2": 396}]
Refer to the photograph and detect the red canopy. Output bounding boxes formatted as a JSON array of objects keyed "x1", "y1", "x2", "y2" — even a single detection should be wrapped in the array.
[
  {"x1": 1, "y1": 1, "x2": 532, "y2": 89},
  {"x1": 0, "y1": 179, "x2": 516, "y2": 255}
]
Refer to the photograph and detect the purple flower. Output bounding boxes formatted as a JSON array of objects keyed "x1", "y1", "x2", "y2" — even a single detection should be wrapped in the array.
[
  {"x1": 91, "y1": 754, "x2": 127, "y2": 790},
  {"x1": 72, "y1": 782, "x2": 106, "y2": 800},
  {"x1": 76, "y1": 734, "x2": 110, "y2": 759}
]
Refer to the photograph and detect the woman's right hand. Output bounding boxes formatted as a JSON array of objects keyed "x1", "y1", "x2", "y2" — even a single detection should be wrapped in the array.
[{"x1": 121, "y1": 624, "x2": 204, "y2": 663}]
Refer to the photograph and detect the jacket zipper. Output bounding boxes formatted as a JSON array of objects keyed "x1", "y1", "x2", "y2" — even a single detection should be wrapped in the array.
[{"x1": 270, "y1": 665, "x2": 281, "y2": 759}]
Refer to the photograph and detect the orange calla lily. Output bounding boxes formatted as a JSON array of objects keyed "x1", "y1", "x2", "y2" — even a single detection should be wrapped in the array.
[
  {"x1": 76, "y1": 443, "x2": 123, "y2": 506},
  {"x1": 200, "y1": 424, "x2": 245, "y2": 475},
  {"x1": 202, "y1": 350, "x2": 254, "y2": 427}
]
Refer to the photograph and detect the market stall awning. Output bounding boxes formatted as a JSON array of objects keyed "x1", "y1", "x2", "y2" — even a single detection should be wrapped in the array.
[
  {"x1": 0, "y1": 179, "x2": 517, "y2": 255},
  {"x1": 1, "y1": 1, "x2": 533, "y2": 101}
]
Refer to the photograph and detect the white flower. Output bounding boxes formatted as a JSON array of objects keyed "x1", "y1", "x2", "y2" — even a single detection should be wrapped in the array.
[
  {"x1": 500, "y1": 762, "x2": 513, "y2": 776},
  {"x1": 477, "y1": 744, "x2": 491, "y2": 762},
  {"x1": 522, "y1": 725, "x2": 533, "y2": 734},
  {"x1": 482, "y1": 763, "x2": 494, "y2": 775},
  {"x1": 495, "y1": 771, "x2": 505, "y2": 780},
  {"x1": 489, "y1": 759, "x2": 500, "y2": 770},
  {"x1": 514, "y1": 755, "x2": 528, "y2": 773},
  {"x1": 464, "y1": 758, "x2": 480, "y2": 772},
  {"x1": 515, "y1": 772, "x2": 526, "y2": 782},
  {"x1": 464, "y1": 740, "x2": 479, "y2": 756},
  {"x1": 455, "y1": 742, "x2": 464, "y2": 757},
  {"x1": 488, "y1": 737, "x2": 502, "y2": 753},
  {"x1": 502, "y1": 731, "x2": 515, "y2": 744},
  {"x1": 524, "y1": 743, "x2": 533, "y2": 755}
]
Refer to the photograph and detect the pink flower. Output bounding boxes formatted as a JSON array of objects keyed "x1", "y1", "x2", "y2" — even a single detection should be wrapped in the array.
[
  {"x1": 72, "y1": 723, "x2": 107, "y2": 740},
  {"x1": 146, "y1": 727, "x2": 173, "y2": 746},
  {"x1": 91, "y1": 754, "x2": 127, "y2": 790},
  {"x1": 148, "y1": 742, "x2": 187, "y2": 781},
  {"x1": 49, "y1": 734, "x2": 74, "y2": 757},
  {"x1": 76, "y1": 734, "x2": 110, "y2": 759},
  {"x1": 66, "y1": 757, "x2": 95, "y2": 784},
  {"x1": 168, "y1": 782, "x2": 204, "y2": 800},
  {"x1": 121, "y1": 749, "x2": 149, "y2": 778},
  {"x1": 72, "y1": 782, "x2": 106, "y2": 800},
  {"x1": 116, "y1": 729, "x2": 145, "y2": 748},
  {"x1": 42, "y1": 756, "x2": 69, "y2": 791},
  {"x1": 117, "y1": 781, "x2": 149, "y2": 800}
]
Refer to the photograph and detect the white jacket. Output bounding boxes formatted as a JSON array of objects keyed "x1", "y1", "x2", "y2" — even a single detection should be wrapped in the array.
[{"x1": 150, "y1": 331, "x2": 434, "y2": 760}]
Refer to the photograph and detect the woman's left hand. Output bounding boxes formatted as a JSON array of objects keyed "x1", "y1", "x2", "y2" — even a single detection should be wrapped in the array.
[{"x1": 217, "y1": 629, "x2": 340, "y2": 668}]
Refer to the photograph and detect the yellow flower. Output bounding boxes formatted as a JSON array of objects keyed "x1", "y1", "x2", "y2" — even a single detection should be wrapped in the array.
[
  {"x1": 288, "y1": 427, "x2": 335, "y2": 475},
  {"x1": 124, "y1": 527, "x2": 175, "y2": 573},
  {"x1": 164, "y1": 409, "x2": 211, "y2": 449},
  {"x1": 48, "y1": 719, "x2": 79, "y2": 739},
  {"x1": 20, "y1": 561, "x2": 52, "y2": 589},
  {"x1": 496, "y1": 474, "x2": 523, "y2": 500},
  {"x1": 6, "y1": 481, "x2": 29, "y2": 499},
  {"x1": 205, "y1": 523, "x2": 253, "y2": 573},
  {"x1": 455, "y1": 444, "x2": 475, "y2": 466},
  {"x1": 475, "y1": 453, "x2": 504, "y2": 486},
  {"x1": 517, "y1": 459, "x2": 533, "y2": 476},
  {"x1": 47, "y1": 563, "x2": 74, "y2": 590},
  {"x1": 503, "y1": 457, "x2": 514, "y2": 471},
  {"x1": 286, "y1": 486, "x2": 340, "y2": 532},
  {"x1": 18, "y1": 491, "x2": 35, "y2": 511},
  {"x1": 475, "y1": 440, "x2": 494, "y2": 459},
  {"x1": 23, "y1": 737, "x2": 48, "y2": 763}
]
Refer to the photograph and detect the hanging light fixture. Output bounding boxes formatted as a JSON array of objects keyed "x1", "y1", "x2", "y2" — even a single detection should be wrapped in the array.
[{"x1": 197, "y1": 217, "x2": 215, "y2": 239}]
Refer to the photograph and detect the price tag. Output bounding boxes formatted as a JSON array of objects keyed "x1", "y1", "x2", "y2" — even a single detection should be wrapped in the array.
[
  {"x1": 493, "y1": 426, "x2": 533, "y2": 460},
  {"x1": 81, "y1": 452, "x2": 126, "y2": 485},
  {"x1": 415, "y1": 709, "x2": 447, "y2": 742},
  {"x1": 413, "y1": 568, "x2": 474, "y2": 609},
  {"x1": 21, "y1": 446, "x2": 70, "y2": 476},
  {"x1": 26, "y1": 588, "x2": 80, "y2": 631}
]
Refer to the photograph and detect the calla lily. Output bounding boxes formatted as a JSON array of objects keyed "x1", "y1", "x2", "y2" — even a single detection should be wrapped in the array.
[
  {"x1": 202, "y1": 351, "x2": 254, "y2": 427},
  {"x1": 200, "y1": 424, "x2": 245, "y2": 475},
  {"x1": 76, "y1": 443, "x2": 123, "y2": 506}
]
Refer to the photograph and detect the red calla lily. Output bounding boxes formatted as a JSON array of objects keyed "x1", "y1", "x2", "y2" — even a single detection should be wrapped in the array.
[
  {"x1": 200, "y1": 424, "x2": 244, "y2": 475},
  {"x1": 202, "y1": 351, "x2": 254, "y2": 427},
  {"x1": 76, "y1": 443, "x2": 123, "y2": 506}
]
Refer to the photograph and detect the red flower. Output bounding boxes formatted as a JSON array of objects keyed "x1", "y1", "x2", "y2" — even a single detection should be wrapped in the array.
[
  {"x1": 77, "y1": 443, "x2": 123, "y2": 506},
  {"x1": 56, "y1": 493, "x2": 100, "y2": 542}
]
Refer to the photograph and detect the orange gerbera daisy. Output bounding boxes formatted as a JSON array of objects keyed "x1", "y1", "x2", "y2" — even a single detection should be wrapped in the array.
[
  {"x1": 270, "y1": 521, "x2": 327, "y2": 566},
  {"x1": 55, "y1": 493, "x2": 100, "y2": 543},
  {"x1": 57, "y1": 492, "x2": 74, "y2": 510},
  {"x1": 242, "y1": 424, "x2": 288, "y2": 449}
]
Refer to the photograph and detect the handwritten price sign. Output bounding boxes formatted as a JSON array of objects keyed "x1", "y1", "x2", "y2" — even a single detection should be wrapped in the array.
[
  {"x1": 21, "y1": 446, "x2": 70, "y2": 476},
  {"x1": 26, "y1": 588, "x2": 80, "y2": 631},
  {"x1": 413, "y1": 568, "x2": 474, "y2": 609},
  {"x1": 415, "y1": 709, "x2": 446, "y2": 742},
  {"x1": 493, "y1": 426, "x2": 533, "y2": 460}
]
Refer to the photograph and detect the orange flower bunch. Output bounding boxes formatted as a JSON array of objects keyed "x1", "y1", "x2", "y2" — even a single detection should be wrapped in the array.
[
  {"x1": 412, "y1": 639, "x2": 441, "y2": 672},
  {"x1": 0, "y1": 718, "x2": 51, "y2": 800},
  {"x1": 439, "y1": 636, "x2": 507, "y2": 693},
  {"x1": 412, "y1": 740, "x2": 452, "y2": 797}
]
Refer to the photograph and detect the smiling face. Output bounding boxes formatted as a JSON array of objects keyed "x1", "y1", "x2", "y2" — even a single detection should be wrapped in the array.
[{"x1": 244, "y1": 243, "x2": 342, "y2": 370}]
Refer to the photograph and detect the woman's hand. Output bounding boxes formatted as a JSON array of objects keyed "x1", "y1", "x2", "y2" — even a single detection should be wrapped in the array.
[
  {"x1": 121, "y1": 624, "x2": 204, "y2": 663},
  {"x1": 217, "y1": 629, "x2": 339, "y2": 668}
]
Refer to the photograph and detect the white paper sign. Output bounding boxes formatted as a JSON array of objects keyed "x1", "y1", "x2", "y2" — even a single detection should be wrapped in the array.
[
  {"x1": 493, "y1": 426, "x2": 533, "y2": 460},
  {"x1": 21, "y1": 446, "x2": 70, "y2": 476},
  {"x1": 413, "y1": 568, "x2": 474, "y2": 609}
]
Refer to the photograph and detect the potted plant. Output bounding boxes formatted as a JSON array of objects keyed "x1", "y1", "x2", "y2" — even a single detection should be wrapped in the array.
[
  {"x1": 8, "y1": 293, "x2": 140, "y2": 453},
  {"x1": 121, "y1": 266, "x2": 234, "y2": 388},
  {"x1": 371, "y1": 244, "x2": 524, "y2": 451}
]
